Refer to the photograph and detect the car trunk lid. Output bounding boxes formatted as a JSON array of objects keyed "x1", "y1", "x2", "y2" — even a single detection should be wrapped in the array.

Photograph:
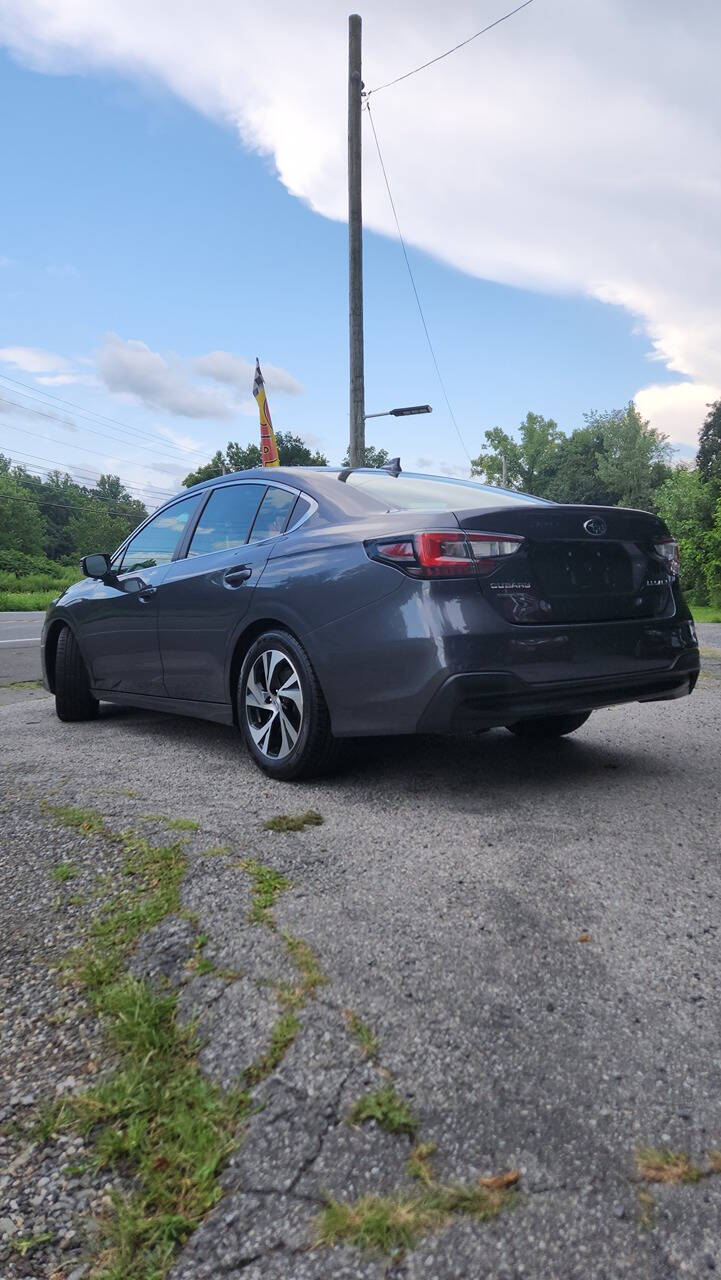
[{"x1": 454, "y1": 504, "x2": 675, "y2": 624}]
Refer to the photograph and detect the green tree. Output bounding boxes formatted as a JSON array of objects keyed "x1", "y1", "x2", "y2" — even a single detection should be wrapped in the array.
[
  {"x1": 471, "y1": 412, "x2": 562, "y2": 492},
  {"x1": 182, "y1": 433, "x2": 327, "y2": 487},
  {"x1": 341, "y1": 445, "x2": 390, "y2": 468},
  {"x1": 0, "y1": 467, "x2": 47, "y2": 555},
  {"x1": 655, "y1": 467, "x2": 715, "y2": 603},
  {"x1": 541, "y1": 426, "x2": 614, "y2": 505},
  {"x1": 590, "y1": 403, "x2": 672, "y2": 511},
  {"x1": 697, "y1": 399, "x2": 721, "y2": 496}
]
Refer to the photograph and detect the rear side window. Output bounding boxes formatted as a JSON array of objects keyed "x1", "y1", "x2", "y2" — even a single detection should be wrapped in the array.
[
  {"x1": 248, "y1": 486, "x2": 298, "y2": 543},
  {"x1": 119, "y1": 496, "x2": 199, "y2": 573},
  {"x1": 187, "y1": 483, "x2": 266, "y2": 557}
]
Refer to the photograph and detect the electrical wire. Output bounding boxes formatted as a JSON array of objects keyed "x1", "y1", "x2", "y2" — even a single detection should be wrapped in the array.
[
  {"x1": 365, "y1": 100, "x2": 472, "y2": 464},
  {"x1": 366, "y1": 0, "x2": 537, "y2": 96},
  {"x1": 3, "y1": 446, "x2": 176, "y2": 500},
  {"x1": 0, "y1": 371, "x2": 217, "y2": 465},
  {"x1": 0, "y1": 488, "x2": 161, "y2": 521},
  {"x1": 0, "y1": 392, "x2": 208, "y2": 473}
]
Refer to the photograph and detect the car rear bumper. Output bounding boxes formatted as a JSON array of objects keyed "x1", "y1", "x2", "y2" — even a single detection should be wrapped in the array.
[{"x1": 416, "y1": 649, "x2": 700, "y2": 734}]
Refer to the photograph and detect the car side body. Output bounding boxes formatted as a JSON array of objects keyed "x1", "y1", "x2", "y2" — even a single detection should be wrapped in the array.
[{"x1": 42, "y1": 466, "x2": 700, "y2": 774}]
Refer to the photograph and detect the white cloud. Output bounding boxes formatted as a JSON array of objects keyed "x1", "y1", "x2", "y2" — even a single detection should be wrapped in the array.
[
  {"x1": 0, "y1": 345, "x2": 72, "y2": 374},
  {"x1": 634, "y1": 381, "x2": 720, "y2": 451},
  {"x1": 98, "y1": 332, "x2": 235, "y2": 419},
  {"x1": 194, "y1": 350, "x2": 303, "y2": 397},
  {"x1": 1, "y1": 1, "x2": 720, "y2": 449}
]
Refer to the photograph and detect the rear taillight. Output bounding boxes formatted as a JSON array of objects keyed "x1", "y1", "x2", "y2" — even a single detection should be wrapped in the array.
[
  {"x1": 654, "y1": 538, "x2": 680, "y2": 577},
  {"x1": 366, "y1": 530, "x2": 524, "y2": 579}
]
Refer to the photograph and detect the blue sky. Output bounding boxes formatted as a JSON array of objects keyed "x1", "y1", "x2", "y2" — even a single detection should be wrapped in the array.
[{"x1": 1, "y1": 0, "x2": 714, "y2": 506}]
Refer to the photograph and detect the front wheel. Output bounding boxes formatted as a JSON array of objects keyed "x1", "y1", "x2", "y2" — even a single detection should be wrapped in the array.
[
  {"x1": 506, "y1": 711, "x2": 591, "y2": 740},
  {"x1": 238, "y1": 630, "x2": 339, "y2": 780},
  {"x1": 55, "y1": 626, "x2": 99, "y2": 722}
]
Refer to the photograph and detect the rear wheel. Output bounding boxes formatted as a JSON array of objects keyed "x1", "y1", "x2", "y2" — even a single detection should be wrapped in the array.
[
  {"x1": 55, "y1": 626, "x2": 99, "y2": 722},
  {"x1": 238, "y1": 630, "x2": 339, "y2": 780},
  {"x1": 506, "y1": 711, "x2": 591, "y2": 739}
]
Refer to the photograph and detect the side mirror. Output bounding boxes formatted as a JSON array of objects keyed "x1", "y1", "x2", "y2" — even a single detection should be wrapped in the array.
[{"x1": 81, "y1": 552, "x2": 112, "y2": 578}]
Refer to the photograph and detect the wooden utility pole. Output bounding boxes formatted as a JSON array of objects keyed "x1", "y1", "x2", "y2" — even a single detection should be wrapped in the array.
[{"x1": 348, "y1": 13, "x2": 365, "y2": 468}]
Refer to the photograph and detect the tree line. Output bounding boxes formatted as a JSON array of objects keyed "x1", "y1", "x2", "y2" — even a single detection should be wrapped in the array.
[{"x1": 0, "y1": 455, "x2": 148, "y2": 574}]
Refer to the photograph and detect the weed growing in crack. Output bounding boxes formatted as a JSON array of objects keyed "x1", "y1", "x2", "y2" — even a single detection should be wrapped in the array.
[
  {"x1": 239, "y1": 858, "x2": 289, "y2": 924},
  {"x1": 343, "y1": 1009, "x2": 379, "y2": 1061},
  {"x1": 244, "y1": 1013, "x2": 301, "y2": 1087},
  {"x1": 264, "y1": 810, "x2": 323, "y2": 833},
  {"x1": 348, "y1": 1086, "x2": 417, "y2": 1136},
  {"x1": 635, "y1": 1148, "x2": 703, "y2": 1184},
  {"x1": 406, "y1": 1142, "x2": 437, "y2": 1187},
  {"x1": 637, "y1": 1188, "x2": 655, "y2": 1230},
  {"x1": 316, "y1": 1179, "x2": 516, "y2": 1254}
]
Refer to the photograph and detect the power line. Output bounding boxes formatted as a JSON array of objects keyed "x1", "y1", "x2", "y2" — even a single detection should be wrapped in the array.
[
  {"x1": 0, "y1": 391, "x2": 206, "y2": 473},
  {"x1": 366, "y1": 0, "x2": 537, "y2": 96},
  {"x1": 0, "y1": 488, "x2": 158, "y2": 521},
  {"x1": 3, "y1": 445, "x2": 176, "y2": 500},
  {"x1": 0, "y1": 409, "x2": 197, "y2": 480},
  {"x1": 0, "y1": 371, "x2": 213, "y2": 464},
  {"x1": 364, "y1": 100, "x2": 472, "y2": 464}
]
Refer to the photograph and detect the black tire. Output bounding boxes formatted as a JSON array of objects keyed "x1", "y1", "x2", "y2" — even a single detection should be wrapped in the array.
[
  {"x1": 506, "y1": 711, "x2": 591, "y2": 740},
  {"x1": 238, "y1": 630, "x2": 340, "y2": 780},
  {"x1": 55, "y1": 626, "x2": 99, "y2": 723}
]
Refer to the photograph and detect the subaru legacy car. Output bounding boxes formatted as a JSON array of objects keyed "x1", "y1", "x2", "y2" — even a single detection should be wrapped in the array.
[{"x1": 41, "y1": 465, "x2": 699, "y2": 780}]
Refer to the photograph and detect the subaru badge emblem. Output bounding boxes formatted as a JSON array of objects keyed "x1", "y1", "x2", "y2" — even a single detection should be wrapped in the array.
[{"x1": 583, "y1": 517, "x2": 607, "y2": 536}]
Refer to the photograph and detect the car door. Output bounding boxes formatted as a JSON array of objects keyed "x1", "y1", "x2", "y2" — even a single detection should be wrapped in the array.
[
  {"x1": 157, "y1": 481, "x2": 300, "y2": 704},
  {"x1": 78, "y1": 495, "x2": 200, "y2": 695}
]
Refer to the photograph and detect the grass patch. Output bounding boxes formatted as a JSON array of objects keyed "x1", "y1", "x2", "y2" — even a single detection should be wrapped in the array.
[
  {"x1": 6, "y1": 679, "x2": 43, "y2": 690},
  {"x1": 315, "y1": 1178, "x2": 516, "y2": 1255},
  {"x1": 239, "y1": 858, "x2": 289, "y2": 924},
  {"x1": 46, "y1": 804, "x2": 110, "y2": 837},
  {"x1": 343, "y1": 1009, "x2": 379, "y2": 1062},
  {"x1": 348, "y1": 1086, "x2": 417, "y2": 1136},
  {"x1": 638, "y1": 1188, "x2": 655, "y2": 1230},
  {"x1": 41, "y1": 815, "x2": 250, "y2": 1280},
  {"x1": 691, "y1": 605, "x2": 721, "y2": 623},
  {"x1": 201, "y1": 845, "x2": 231, "y2": 858},
  {"x1": 264, "y1": 810, "x2": 323, "y2": 833},
  {"x1": 141, "y1": 815, "x2": 201, "y2": 832},
  {"x1": 636, "y1": 1148, "x2": 703, "y2": 1184},
  {"x1": 51, "y1": 861, "x2": 77, "y2": 883}
]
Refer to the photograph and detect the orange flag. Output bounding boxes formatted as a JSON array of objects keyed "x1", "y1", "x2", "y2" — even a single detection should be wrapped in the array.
[{"x1": 253, "y1": 358, "x2": 279, "y2": 466}]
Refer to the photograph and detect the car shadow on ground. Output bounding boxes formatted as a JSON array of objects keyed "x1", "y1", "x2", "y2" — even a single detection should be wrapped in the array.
[{"x1": 91, "y1": 701, "x2": 669, "y2": 798}]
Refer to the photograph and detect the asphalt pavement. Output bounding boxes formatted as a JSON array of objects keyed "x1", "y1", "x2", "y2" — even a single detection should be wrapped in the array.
[
  {"x1": 0, "y1": 610, "x2": 45, "y2": 686},
  {"x1": 1, "y1": 621, "x2": 721, "y2": 1277}
]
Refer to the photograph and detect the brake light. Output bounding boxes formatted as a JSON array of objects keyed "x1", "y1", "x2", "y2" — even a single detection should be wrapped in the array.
[
  {"x1": 654, "y1": 538, "x2": 680, "y2": 577},
  {"x1": 366, "y1": 531, "x2": 524, "y2": 579}
]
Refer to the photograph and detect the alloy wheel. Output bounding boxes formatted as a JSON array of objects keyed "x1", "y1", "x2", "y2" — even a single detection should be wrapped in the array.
[{"x1": 244, "y1": 647, "x2": 304, "y2": 759}]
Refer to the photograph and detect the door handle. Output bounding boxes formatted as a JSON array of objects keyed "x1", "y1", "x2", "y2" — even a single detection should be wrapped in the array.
[
  {"x1": 223, "y1": 566, "x2": 252, "y2": 587},
  {"x1": 138, "y1": 586, "x2": 157, "y2": 603}
]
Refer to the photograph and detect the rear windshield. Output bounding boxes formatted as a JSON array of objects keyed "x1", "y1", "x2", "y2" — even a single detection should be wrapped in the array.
[{"x1": 344, "y1": 471, "x2": 551, "y2": 511}]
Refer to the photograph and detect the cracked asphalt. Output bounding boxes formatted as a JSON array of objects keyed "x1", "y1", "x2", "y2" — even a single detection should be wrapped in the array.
[{"x1": 1, "y1": 628, "x2": 721, "y2": 1279}]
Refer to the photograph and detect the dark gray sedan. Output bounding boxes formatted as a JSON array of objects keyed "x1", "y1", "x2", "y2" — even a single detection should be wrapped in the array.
[{"x1": 41, "y1": 466, "x2": 699, "y2": 780}]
